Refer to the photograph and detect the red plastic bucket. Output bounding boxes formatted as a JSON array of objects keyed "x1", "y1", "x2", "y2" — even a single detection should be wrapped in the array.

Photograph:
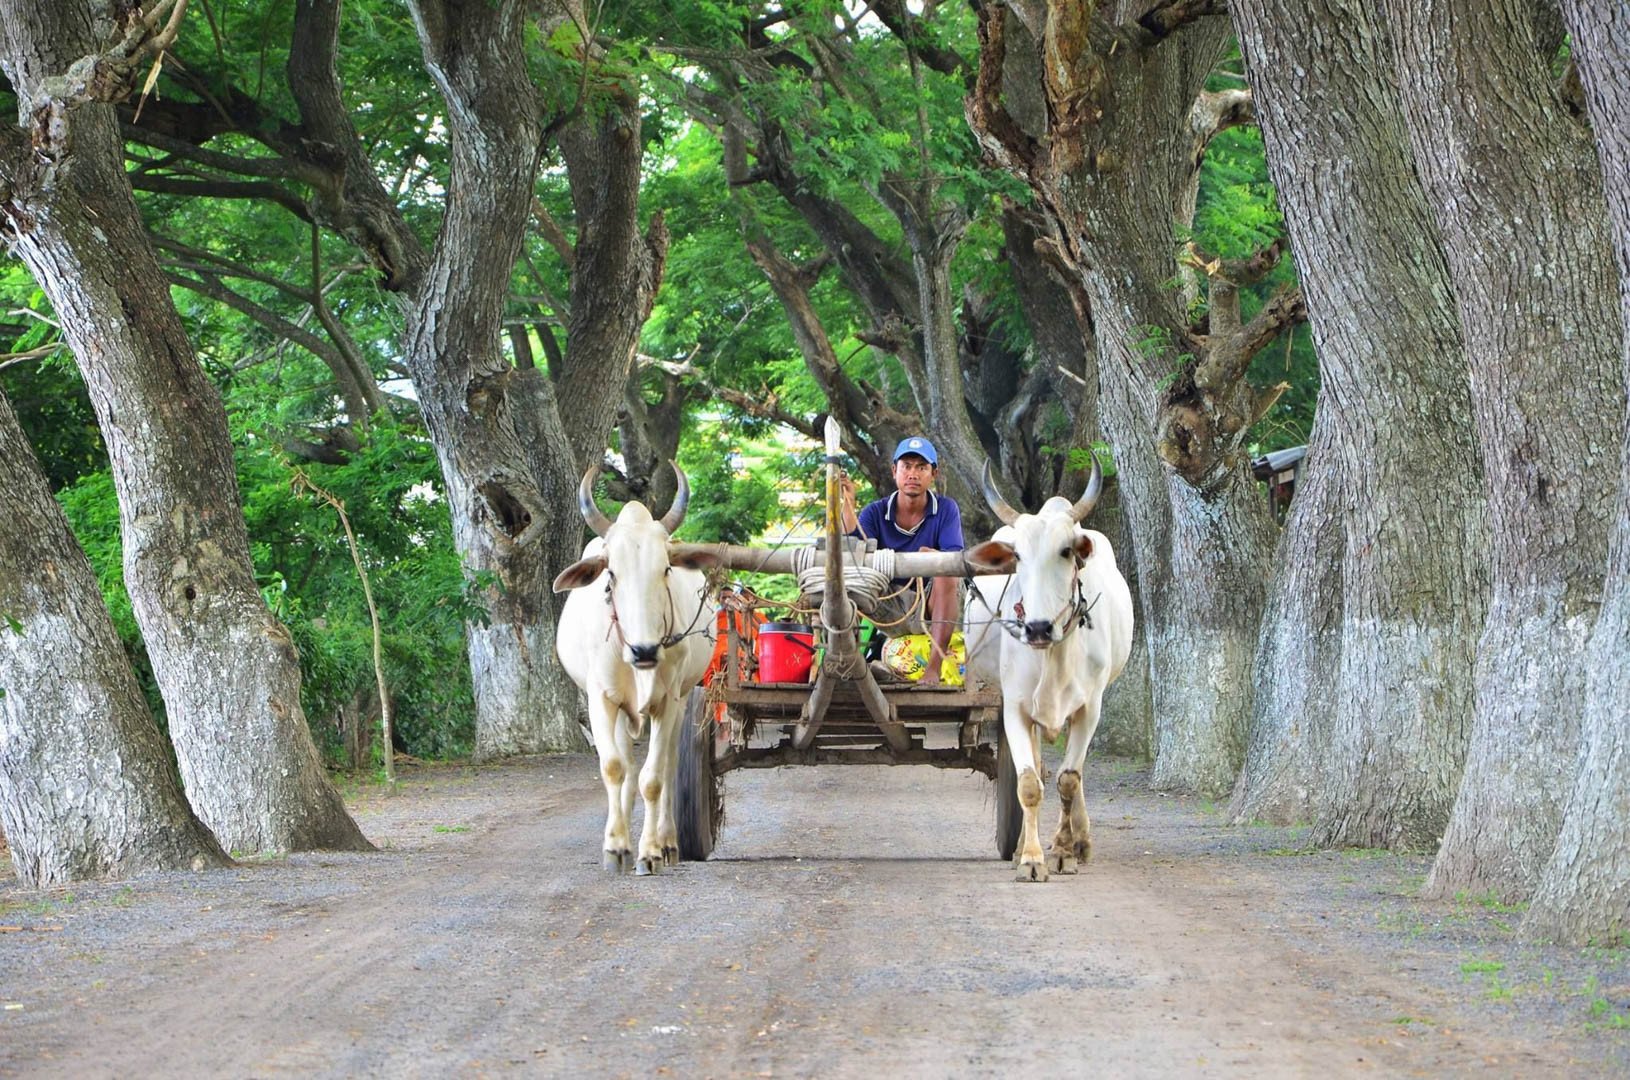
[{"x1": 756, "y1": 622, "x2": 816, "y2": 683}]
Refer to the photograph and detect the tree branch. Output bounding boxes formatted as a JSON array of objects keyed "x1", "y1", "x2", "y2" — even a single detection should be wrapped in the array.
[
  {"x1": 31, "y1": 0, "x2": 192, "y2": 117},
  {"x1": 163, "y1": 268, "x2": 363, "y2": 396},
  {"x1": 122, "y1": 123, "x2": 319, "y2": 182},
  {"x1": 1134, "y1": 0, "x2": 1229, "y2": 44},
  {"x1": 531, "y1": 198, "x2": 575, "y2": 268},
  {"x1": 870, "y1": 0, "x2": 969, "y2": 78},
  {"x1": 1191, "y1": 87, "x2": 1253, "y2": 152},
  {"x1": 127, "y1": 174, "x2": 315, "y2": 222},
  {"x1": 967, "y1": 3, "x2": 1041, "y2": 177}
]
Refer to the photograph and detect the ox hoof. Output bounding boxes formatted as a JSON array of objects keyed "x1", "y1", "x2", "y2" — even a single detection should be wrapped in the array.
[
  {"x1": 1049, "y1": 851, "x2": 1078, "y2": 875},
  {"x1": 1014, "y1": 858, "x2": 1050, "y2": 883},
  {"x1": 663, "y1": 845, "x2": 680, "y2": 867},
  {"x1": 635, "y1": 854, "x2": 663, "y2": 876},
  {"x1": 1074, "y1": 840, "x2": 1093, "y2": 864},
  {"x1": 603, "y1": 849, "x2": 633, "y2": 874}
]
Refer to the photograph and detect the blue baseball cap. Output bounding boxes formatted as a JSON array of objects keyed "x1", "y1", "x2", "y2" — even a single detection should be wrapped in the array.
[{"x1": 892, "y1": 436, "x2": 938, "y2": 465}]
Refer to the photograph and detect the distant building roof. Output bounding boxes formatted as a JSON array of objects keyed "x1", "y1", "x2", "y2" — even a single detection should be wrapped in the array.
[{"x1": 1251, "y1": 445, "x2": 1307, "y2": 480}]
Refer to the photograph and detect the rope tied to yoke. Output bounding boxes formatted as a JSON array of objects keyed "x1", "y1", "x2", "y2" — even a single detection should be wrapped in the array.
[{"x1": 790, "y1": 544, "x2": 903, "y2": 616}]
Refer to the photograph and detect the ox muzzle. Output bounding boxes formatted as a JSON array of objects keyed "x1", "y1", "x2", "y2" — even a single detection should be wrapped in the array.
[
  {"x1": 628, "y1": 643, "x2": 661, "y2": 669},
  {"x1": 1023, "y1": 619, "x2": 1057, "y2": 647}
]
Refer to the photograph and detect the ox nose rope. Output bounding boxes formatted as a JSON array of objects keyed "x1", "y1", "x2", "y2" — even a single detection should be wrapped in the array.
[
  {"x1": 965, "y1": 573, "x2": 1029, "y2": 641},
  {"x1": 658, "y1": 572, "x2": 715, "y2": 649},
  {"x1": 968, "y1": 567, "x2": 1101, "y2": 645},
  {"x1": 602, "y1": 569, "x2": 716, "y2": 652},
  {"x1": 602, "y1": 572, "x2": 625, "y2": 647}
]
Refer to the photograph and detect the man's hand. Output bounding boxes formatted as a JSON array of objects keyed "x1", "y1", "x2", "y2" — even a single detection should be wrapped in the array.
[{"x1": 839, "y1": 472, "x2": 860, "y2": 534}]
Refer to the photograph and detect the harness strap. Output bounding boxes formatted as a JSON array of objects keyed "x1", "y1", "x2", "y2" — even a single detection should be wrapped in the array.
[
  {"x1": 971, "y1": 567, "x2": 1100, "y2": 645},
  {"x1": 604, "y1": 571, "x2": 716, "y2": 651}
]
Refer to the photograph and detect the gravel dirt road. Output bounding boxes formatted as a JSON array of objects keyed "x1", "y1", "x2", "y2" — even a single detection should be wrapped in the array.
[{"x1": 3, "y1": 750, "x2": 1627, "y2": 1078}]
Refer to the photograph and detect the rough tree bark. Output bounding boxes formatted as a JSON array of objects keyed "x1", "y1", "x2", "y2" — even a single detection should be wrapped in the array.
[
  {"x1": 970, "y1": 2, "x2": 1286, "y2": 794},
  {"x1": 1379, "y1": 0, "x2": 1624, "y2": 898},
  {"x1": 616, "y1": 364, "x2": 690, "y2": 515},
  {"x1": 398, "y1": 0, "x2": 584, "y2": 759},
  {"x1": 0, "y1": 392, "x2": 230, "y2": 886},
  {"x1": 1230, "y1": 407, "x2": 1344, "y2": 822},
  {"x1": 0, "y1": 1, "x2": 369, "y2": 853},
  {"x1": 1228, "y1": 0, "x2": 1490, "y2": 848},
  {"x1": 554, "y1": 91, "x2": 670, "y2": 473},
  {"x1": 1524, "y1": 3, "x2": 1630, "y2": 943}
]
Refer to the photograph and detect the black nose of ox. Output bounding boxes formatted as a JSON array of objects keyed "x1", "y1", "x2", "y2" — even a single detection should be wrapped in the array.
[
  {"x1": 1023, "y1": 620, "x2": 1055, "y2": 646},
  {"x1": 628, "y1": 643, "x2": 660, "y2": 668}
]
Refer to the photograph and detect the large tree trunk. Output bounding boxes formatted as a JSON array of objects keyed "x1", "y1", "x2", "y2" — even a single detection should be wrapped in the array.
[
  {"x1": 0, "y1": 393, "x2": 230, "y2": 886},
  {"x1": 0, "y1": 7, "x2": 368, "y2": 853},
  {"x1": 1228, "y1": 0, "x2": 1490, "y2": 848},
  {"x1": 1148, "y1": 469, "x2": 1276, "y2": 794},
  {"x1": 1380, "y1": 0, "x2": 1624, "y2": 897},
  {"x1": 1524, "y1": 3, "x2": 1630, "y2": 944},
  {"x1": 400, "y1": 0, "x2": 586, "y2": 759},
  {"x1": 972, "y1": 3, "x2": 1278, "y2": 794},
  {"x1": 1230, "y1": 410, "x2": 1344, "y2": 824},
  {"x1": 555, "y1": 94, "x2": 669, "y2": 473},
  {"x1": 1089, "y1": 479, "x2": 1154, "y2": 759},
  {"x1": 510, "y1": 362, "x2": 597, "y2": 753}
]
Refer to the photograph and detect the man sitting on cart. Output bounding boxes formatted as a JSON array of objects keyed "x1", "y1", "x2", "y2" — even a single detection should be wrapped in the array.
[{"x1": 838, "y1": 436, "x2": 964, "y2": 685}]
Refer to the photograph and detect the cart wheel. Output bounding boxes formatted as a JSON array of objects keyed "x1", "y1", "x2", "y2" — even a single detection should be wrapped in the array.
[
  {"x1": 995, "y1": 723, "x2": 1022, "y2": 861},
  {"x1": 677, "y1": 686, "x2": 722, "y2": 861}
]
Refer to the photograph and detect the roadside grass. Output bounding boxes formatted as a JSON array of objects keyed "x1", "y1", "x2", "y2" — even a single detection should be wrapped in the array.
[
  {"x1": 1376, "y1": 906, "x2": 1429, "y2": 939},
  {"x1": 0, "y1": 890, "x2": 75, "y2": 918},
  {"x1": 1453, "y1": 889, "x2": 1527, "y2": 915},
  {"x1": 230, "y1": 850, "x2": 290, "y2": 864}
]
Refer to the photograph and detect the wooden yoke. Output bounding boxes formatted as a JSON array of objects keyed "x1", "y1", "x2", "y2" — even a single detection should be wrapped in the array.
[{"x1": 678, "y1": 545, "x2": 985, "y2": 580}]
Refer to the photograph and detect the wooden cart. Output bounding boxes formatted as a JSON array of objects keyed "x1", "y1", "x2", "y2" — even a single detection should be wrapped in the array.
[{"x1": 673, "y1": 419, "x2": 1022, "y2": 862}]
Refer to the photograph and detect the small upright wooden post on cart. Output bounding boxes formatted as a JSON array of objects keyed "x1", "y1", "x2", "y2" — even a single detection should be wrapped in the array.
[{"x1": 674, "y1": 419, "x2": 1022, "y2": 861}]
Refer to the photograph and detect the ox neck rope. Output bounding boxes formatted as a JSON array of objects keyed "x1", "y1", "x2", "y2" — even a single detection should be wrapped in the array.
[
  {"x1": 602, "y1": 570, "x2": 715, "y2": 651},
  {"x1": 966, "y1": 566, "x2": 1101, "y2": 644}
]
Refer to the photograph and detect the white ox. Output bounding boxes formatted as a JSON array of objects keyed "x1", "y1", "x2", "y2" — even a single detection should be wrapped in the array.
[
  {"x1": 964, "y1": 456, "x2": 1134, "y2": 882},
  {"x1": 554, "y1": 465, "x2": 720, "y2": 875}
]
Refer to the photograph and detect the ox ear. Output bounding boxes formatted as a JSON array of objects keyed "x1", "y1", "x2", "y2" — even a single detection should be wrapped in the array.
[
  {"x1": 552, "y1": 555, "x2": 608, "y2": 593},
  {"x1": 667, "y1": 543, "x2": 723, "y2": 572},
  {"x1": 1073, "y1": 532, "x2": 1095, "y2": 563},
  {"x1": 964, "y1": 539, "x2": 1017, "y2": 574}
]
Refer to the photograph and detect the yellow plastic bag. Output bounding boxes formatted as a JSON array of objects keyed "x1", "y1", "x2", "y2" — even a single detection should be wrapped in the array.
[{"x1": 881, "y1": 631, "x2": 966, "y2": 685}]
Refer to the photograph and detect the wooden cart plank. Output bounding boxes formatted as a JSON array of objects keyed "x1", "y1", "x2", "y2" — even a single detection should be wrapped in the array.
[
  {"x1": 721, "y1": 681, "x2": 1000, "y2": 712},
  {"x1": 717, "y1": 743, "x2": 998, "y2": 777}
]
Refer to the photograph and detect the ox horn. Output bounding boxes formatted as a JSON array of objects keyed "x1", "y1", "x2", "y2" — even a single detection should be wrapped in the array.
[
  {"x1": 1069, "y1": 451, "x2": 1104, "y2": 523},
  {"x1": 659, "y1": 462, "x2": 690, "y2": 534},
  {"x1": 981, "y1": 460, "x2": 1020, "y2": 527},
  {"x1": 578, "y1": 465, "x2": 615, "y2": 537}
]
